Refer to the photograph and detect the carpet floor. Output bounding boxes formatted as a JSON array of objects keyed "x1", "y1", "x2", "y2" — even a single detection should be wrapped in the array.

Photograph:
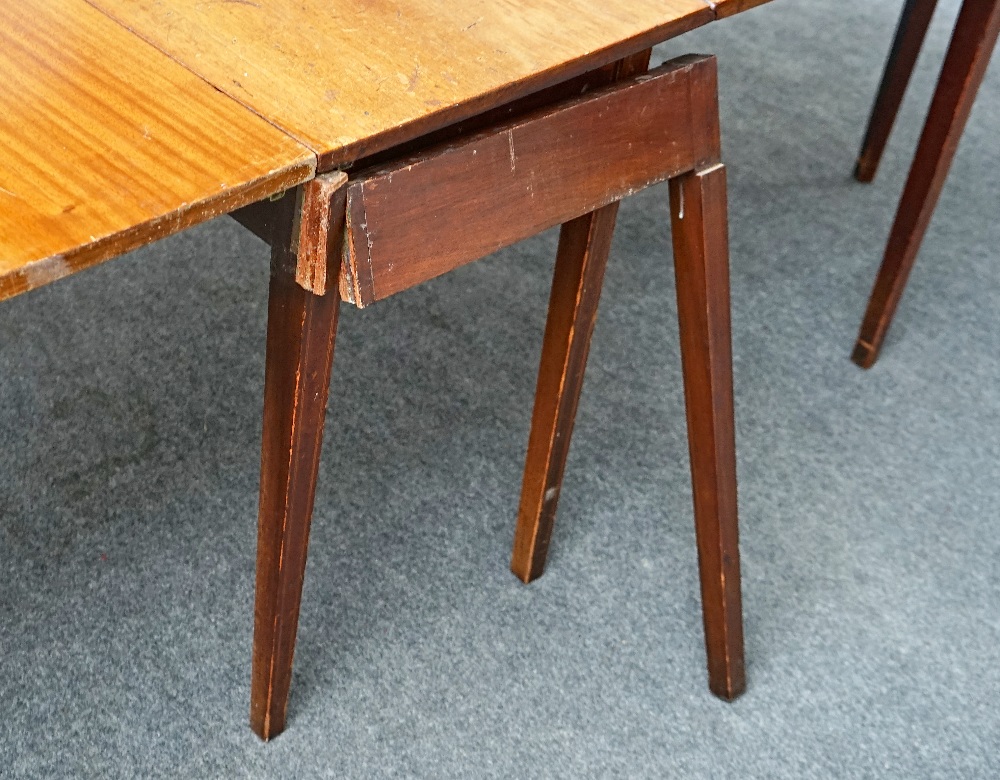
[{"x1": 1, "y1": 0, "x2": 998, "y2": 776}]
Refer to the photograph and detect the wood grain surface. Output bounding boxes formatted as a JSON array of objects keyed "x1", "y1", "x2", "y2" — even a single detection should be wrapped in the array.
[
  {"x1": 342, "y1": 56, "x2": 720, "y2": 305},
  {"x1": 0, "y1": 0, "x2": 315, "y2": 302},
  {"x1": 508, "y1": 51, "x2": 651, "y2": 583},
  {"x1": 88, "y1": 0, "x2": 716, "y2": 170}
]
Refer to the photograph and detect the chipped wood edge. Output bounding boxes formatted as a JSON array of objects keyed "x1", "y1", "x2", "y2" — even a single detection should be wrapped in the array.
[
  {"x1": 293, "y1": 171, "x2": 349, "y2": 296},
  {"x1": 341, "y1": 183, "x2": 376, "y2": 307}
]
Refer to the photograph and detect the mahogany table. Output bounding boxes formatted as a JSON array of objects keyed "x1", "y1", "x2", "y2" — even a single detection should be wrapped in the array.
[{"x1": 0, "y1": 0, "x2": 770, "y2": 739}]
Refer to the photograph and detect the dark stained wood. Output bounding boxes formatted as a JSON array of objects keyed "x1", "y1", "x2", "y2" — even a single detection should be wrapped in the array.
[
  {"x1": 507, "y1": 51, "x2": 743, "y2": 699},
  {"x1": 342, "y1": 56, "x2": 721, "y2": 306},
  {"x1": 230, "y1": 192, "x2": 291, "y2": 247},
  {"x1": 0, "y1": 0, "x2": 769, "y2": 743},
  {"x1": 250, "y1": 174, "x2": 348, "y2": 741},
  {"x1": 669, "y1": 163, "x2": 745, "y2": 700},
  {"x1": 232, "y1": 177, "x2": 347, "y2": 297},
  {"x1": 294, "y1": 175, "x2": 352, "y2": 295},
  {"x1": 228, "y1": 64, "x2": 634, "y2": 245},
  {"x1": 611, "y1": 48, "x2": 655, "y2": 80},
  {"x1": 855, "y1": 0, "x2": 940, "y2": 183},
  {"x1": 510, "y1": 50, "x2": 650, "y2": 583},
  {"x1": 234, "y1": 52, "x2": 654, "y2": 301},
  {"x1": 853, "y1": 0, "x2": 1000, "y2": 368},
  {"x1": 510, "y1": 204, "x2": 621, "y2": 583}
]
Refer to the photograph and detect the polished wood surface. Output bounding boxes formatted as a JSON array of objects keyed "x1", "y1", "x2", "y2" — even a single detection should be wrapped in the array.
[
  {"x1": 853, "y1": 0, "x2": 1000, "y2": 367},
  {"x1": 669, "y1": 164, "x2": 745, "y2": 699},
  {"x1": 0, "y1": 0, "x2": 315, "y2": 302},
  {"x1": 342, "y1": 56, "x2": 721, "y2": 305},
  {"x1": 855, "y1": 0, "x2": 940, "y2": 183},
  {"x1": 251, "y1": 174, "x2": 348, "y2": 741},
  {"x1": 89, "y1": 0, "x2": 716, "y2": 170},
  {"x1": 0, "y1": 0, "x2": 768, "y2": 300}
]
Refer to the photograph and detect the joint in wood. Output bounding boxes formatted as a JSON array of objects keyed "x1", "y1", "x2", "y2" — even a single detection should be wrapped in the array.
[{"x1": 292, "y1": 173, "x2": 348, "y2": 296}]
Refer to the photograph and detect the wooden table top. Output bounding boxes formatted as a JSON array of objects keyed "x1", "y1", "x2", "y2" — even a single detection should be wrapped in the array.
[
  {"x1": 1, "y1": 0, "x2": 772, "y2": 300},
  {"x1": 0, "y1": 0, "x2": 315, "y2": 301},
  {"x1": 90, "y1": 0, "x2": 721, "y2": 170}
]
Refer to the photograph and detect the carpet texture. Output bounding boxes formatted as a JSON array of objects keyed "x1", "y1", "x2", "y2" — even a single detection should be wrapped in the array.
[{"x1": 1, "y1": 0, "x2": 998, "y2": 776}]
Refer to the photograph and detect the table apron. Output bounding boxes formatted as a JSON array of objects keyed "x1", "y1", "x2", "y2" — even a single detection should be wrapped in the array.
[{"x1": 340, "y1": 54, "x2": 721, "y2": 307}]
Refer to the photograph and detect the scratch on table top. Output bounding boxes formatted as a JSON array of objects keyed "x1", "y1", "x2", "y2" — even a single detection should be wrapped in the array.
[{"x1": 406, "y1": 64, "x2": 420, "y2": 92}]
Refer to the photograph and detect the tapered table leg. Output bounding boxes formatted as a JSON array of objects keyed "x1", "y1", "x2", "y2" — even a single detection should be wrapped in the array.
[
  {"x1": 855, "y1": 0, "x2": 939, "y2": 183},
  {"x1": 853, "y1": 0, "x2": 1000, "y2": 368},
  {"x1": 669, "y1": 164, "x2": 745, "y2": 700},
  {"x1": 510, "y1": 204, "x2": 620, "y2": 583},
  {"x1": 510, "y1": 49, "x2": 652, "y2": 583},
  {"x1": 251, "y1": 179, "x2": 347, "y2": 740}
]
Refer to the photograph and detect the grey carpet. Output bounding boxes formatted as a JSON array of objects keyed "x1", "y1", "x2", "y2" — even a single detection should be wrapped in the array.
[{"x1": 2, "y1": 0, "x2": 999, "y2": 776}]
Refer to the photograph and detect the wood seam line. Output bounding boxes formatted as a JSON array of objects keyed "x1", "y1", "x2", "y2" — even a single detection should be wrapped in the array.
[
  {"x1": 358, "y1": 187, "x2": 378, "y2": 304},
  {"x1": 77, "y1": 0, "x2": 718, "y2": 174},
  {"x1": 78, "y1": 0, "x2": 322, "y2": 168}
]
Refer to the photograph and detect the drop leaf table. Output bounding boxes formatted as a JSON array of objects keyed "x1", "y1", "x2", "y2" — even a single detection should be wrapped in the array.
[{"x1": 0, "y1": 0, "x2": 770, "y2": 740}]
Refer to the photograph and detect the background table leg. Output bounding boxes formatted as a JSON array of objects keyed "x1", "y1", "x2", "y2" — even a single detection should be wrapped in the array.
[
  {"x1": 855, "y1": 0, "x2": 940, "y2": 183},
  {"x1": 853, "y1": 0, "x2": 1000, "y2": 368}
]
